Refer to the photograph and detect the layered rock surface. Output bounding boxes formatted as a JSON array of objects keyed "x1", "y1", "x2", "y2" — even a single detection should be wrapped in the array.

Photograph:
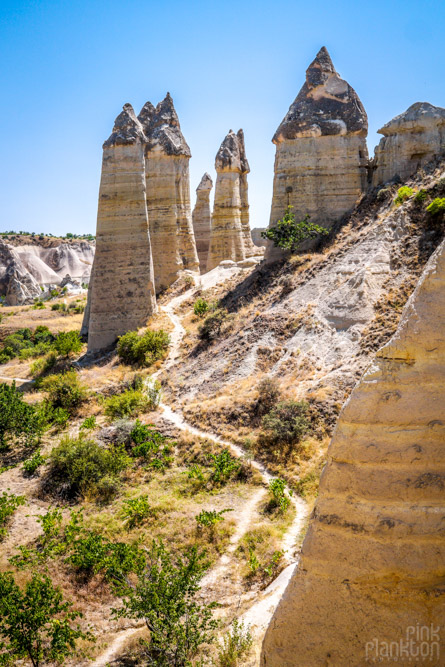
[
  {"x1": 192, "y1": 172, "x2": 213, "y2": 272},
  {"x1": 86, "y1": 104, "x2": 156, "y2": 352},
  {"x1": 0, "y1": 241, "x2": 42, "y2": 305},
  {"x1": 372, "y1": 101, "x2": 445, "y2": 186},
  {"x1": 139, "y1": 94, "x2": 199, "y2": 292},
  {"x1": 266, "y1": 46, "x2": 368, "y2": 261},
  {"x1": 207, "y1": 129, "x2": 258, "y2": 271},
  {"x1": 261, "y1": 236, "x2": 445, "y2": 665}
]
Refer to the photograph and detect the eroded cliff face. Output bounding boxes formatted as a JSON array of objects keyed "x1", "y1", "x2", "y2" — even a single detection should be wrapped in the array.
[
  {"x1": 372, "y1": 101, "x2": 445, "y2": 187},
  {"x1": 261, "y1": 236, "x2": 445, "y2": 666},
  {"x1": 207, "y1": 129, "x2": 259, "y2": 271},
  {"x1": 266, "y1": 46, "x2": 368, "y2": 262},
  {"x1": 139, "y1": 94, "x2": 199, "y2": 292},
  {"x1": 192, "y1": 172, "x2": 213, "y2": 272},
  {"x1": 87, "y1": 104, "x2": 156, "y2": 352}
]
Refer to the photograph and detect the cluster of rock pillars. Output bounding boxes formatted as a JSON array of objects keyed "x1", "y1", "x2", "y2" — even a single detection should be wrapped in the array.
[{"x1": 82, "y1": 48, "x2": 445, "y2": 664}]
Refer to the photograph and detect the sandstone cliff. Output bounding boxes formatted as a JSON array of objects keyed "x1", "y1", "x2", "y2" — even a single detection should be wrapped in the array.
[
  {"x1": 139, "y1": 94, "x2": 199, "y2": 292},
  {"x1": 261, "y1": 236, "x2": 445, "y2": 665},
  {"x1": 265, "y1": 46, "x2": 368, "y2": 262},
  {"x1": 192, "y1": 172, "x2": 213, "y2": 272},
  {"x1": 86, "y1": 104, "x2": 156, "y2": 352},
  {"x1": 207, "y1": 129, "x2": 258, "y2": 271},
  {"x1": 0, "y1": 241, "x2": 42, "y2": 305},
  {"x1": 372, "y1": 101, "x2": 445, "y2": 186}
]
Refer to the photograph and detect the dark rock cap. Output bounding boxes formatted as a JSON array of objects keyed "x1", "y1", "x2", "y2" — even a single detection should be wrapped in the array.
[
  {"x1": 196, "y1": 172, "x2": 213, "y2": 191},
  {"x1": 103, "y1": 103, "x2": 146, "y2": 148},
  {"x1": 378, "y1": 102, "x2": 445, "y2": 136},
  {"x1": 142, "y1": 93, "x2": 191, "y2": 157},
  {"x1": 273, "y1": 46, "x2": 368, "y2": 143},
  {"x1": 215, "y1": 129, "x2": 249, "y2": 172}
]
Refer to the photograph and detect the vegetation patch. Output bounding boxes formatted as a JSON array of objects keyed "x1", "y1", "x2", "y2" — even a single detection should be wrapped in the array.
[{"x1": 117, "y1": 329, "x2": 170, "y2": 367}]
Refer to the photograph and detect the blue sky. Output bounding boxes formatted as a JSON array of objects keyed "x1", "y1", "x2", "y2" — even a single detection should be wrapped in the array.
[{"x1": 0, "y1": 0, "x2": 444, "y2": 235}]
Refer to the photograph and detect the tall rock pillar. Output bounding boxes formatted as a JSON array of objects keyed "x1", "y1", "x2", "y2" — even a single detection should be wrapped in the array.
[
  {"x1": 139, "y1": 94, "x2": 199, "y2": 292},
  {"x1": 192, "y1": 172, "x2": 213, "y2": 273},
  {"x1": 261, "y1": 236, "x2": 445, "y2": 665},
  {"x1": 237, "y1": 129, "x2": 258, "y2": 258},
  {"x1": 86, "y1": 104, "x2": 156, "y2": 352},
  {"x1": 265, "y1": 46, "x2": 368, "y2": 262},
  {"x1": 207, "y1": 129, "x2": 255, "y2": 271}
]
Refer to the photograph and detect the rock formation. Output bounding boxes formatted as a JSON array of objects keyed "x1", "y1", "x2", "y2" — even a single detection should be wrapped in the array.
[
  {"x1": 86, "y1": 104, "x2": 156, "y2": 352},
  {"x1": 0, "y1": 240, "x2": 42, "y2": 305},
  {"x1": 138, "y1": 94, "x2": 199, "y2": 292},
  {"x1": 262, "y1": 236, "x2": 445, "y2": 665},
  {"x1": 265, "y1": 46, "x2": 368, "y2": 261},
  {"x1": 192, "y1": 172, "x2": 213, "y2": 272},
  {"x1": 207, "y1": 129, "x2": 257, "y2": 271},
  {"x1": 372, "y1": 102, "x2": 445, "y2": 186}
]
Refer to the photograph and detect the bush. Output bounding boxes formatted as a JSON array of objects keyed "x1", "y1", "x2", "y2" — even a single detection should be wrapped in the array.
[
  {"x1": 80, "y1": 415, "x2": 96, "y2": 430},
  {"x1": 426, "y1": 197, "x2": 445, "y2": 216},
  {"x1": 393, "y1": 186, "x2": 413, "y2": 205},
  {"x1": 268, "y1": 478, "x2": 291, "y2": 512},
  {"x1": 104, "y1": 389, "x2": 150, "y2": 419},
  {"x1": 30, "y1": 352, "x2": 57, "y2": 379},
  {"x1": 0, "y1": 572, "x2": 93, "y2": 666},
  {"x1": 217, "y1": 619, "x2": 253, "y2": 667},
  {"x1": 113, "y1": 540, "x2": 218, "y2": 665},
  {"x1": 193, "y1": 298, "x2": 209, "y2": 317},
  {"x1": 22, "y1": 449, "x2": 46, "y2": 476},
  {"x1": 66, "y1": 532, "x2": 145, "y2": 583},
  {"x1": 414, "y1": 188, "x2": 428, "y2": 202},
  {"x1": 129, "y1": 421, "x2": 173, "y2": 472},
  {"x1": 209, "y1": 449, "x2": 241, "y2": 485},
  {"x1": 261, "y1": 206, "x2": 329, "y2": 251},
  {"x1": 117, "y1": 329, "x2": 170, "y2": 367},
  {"x1": 0, "y1": 382, "x2": 44, "y2": 450},
  {"x1": 46, "y1": 435, "x2": 130, "y2": 500},
  {"x1": 195, "y1": 508, "x2": 233, "y2": 529},
  {"x1": 0, "y1": 492, "x2": 26, "y2": 540},
  {"x1": 198, "y1": 308, "x2": 228, "y2": 342},
  {"x1": 53, "y1": 330, "x2": 82, "y2": 356},
  {"x1": 260, "y1": 400, "x2": 310, "y2": 448},
  {"x1": 255, "y1": 377, "x2": 280, "y2": 417},
  {"x1": 121, "y1": 495, "x2": 153, "y2": 528},
  {"x1": 41, "y1": 371, "x2": 87, "y2": 412}
]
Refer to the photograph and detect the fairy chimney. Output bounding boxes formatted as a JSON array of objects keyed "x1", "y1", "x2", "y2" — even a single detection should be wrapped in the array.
[{"x1": 192, "y1": 172, "x2": 213, "y2": 272}]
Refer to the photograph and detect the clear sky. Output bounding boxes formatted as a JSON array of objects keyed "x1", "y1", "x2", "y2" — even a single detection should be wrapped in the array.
[{"x1": 0, "y1": 0, "x2": 444, "y2": 236}]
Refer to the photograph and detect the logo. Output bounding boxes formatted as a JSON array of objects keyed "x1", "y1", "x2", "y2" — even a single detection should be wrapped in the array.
[{"x1": 365, "y1": 625, "x2": 440, "y2": 663}]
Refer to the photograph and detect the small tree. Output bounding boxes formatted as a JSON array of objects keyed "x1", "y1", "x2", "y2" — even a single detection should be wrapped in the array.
[
  {"x1": 53, "y1": 331, "x2": 82, "y2": 357},
  {"x1": 261, "y1": 206, "x2": 328, "y2": 251},
  {"x1": 0, "y1": 382, "x2": 44, "y2": 450},
  {"x1": 113, "y1": 540, "x2": 218, "y2": 666},
  {"x1": 0, "y1": 571, "x2": 93, "y2": 666}
]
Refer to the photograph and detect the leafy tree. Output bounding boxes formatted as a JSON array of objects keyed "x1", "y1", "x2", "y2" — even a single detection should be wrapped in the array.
[
  {"x1": 53, "y1": 331, "x2": 82, "y2": 357},
  {"x1": 117, "y1": 329, "x2": 170, "y2": 366},
  {"x1": 113, "y1": 540, "x2": 218, "y2": 666},
  {"x1": 261, "y1": 206, "x2": 328, "y2": 252},
  {"x1": 193, "y1": 298, "x2": 209, "y2": 317},
  {"x1": 268, "y1": 478, "x2": 291, "y2": 512},
  {"x1": 0, "y1": 571, "x2": 92, "y2": 666},
  {"x1": 41, "y1": 371, "x2": 87, "y2": 412},
  {"x1": 0, "y1": 492, "x2": 26, "y2": 540},
  {"x1": 209, "y1": 449, "x2": 240, "y2": 485},
  {"x1": 260, "y1": 400, "x2": 310, "y2": 448},
  {"x1": 0, "y1": 382, "x2": 44, "y2": 451}
]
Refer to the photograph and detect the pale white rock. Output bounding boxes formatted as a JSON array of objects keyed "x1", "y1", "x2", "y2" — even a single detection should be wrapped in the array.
[{"x1": 192, "y1": 172, "x2": 213, "y2": 272}]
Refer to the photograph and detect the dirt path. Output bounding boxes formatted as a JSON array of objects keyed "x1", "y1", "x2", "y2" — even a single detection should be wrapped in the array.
[{"x1": 92, "y1": 280, "x2": 308, "y2": 665}]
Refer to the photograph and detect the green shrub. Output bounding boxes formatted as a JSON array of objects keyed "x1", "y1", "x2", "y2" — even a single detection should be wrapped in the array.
[
  {"x1": 217, "y1": 619, "x2": 253, "y2": 667},
  {"x1": 32, "y1": 300, "x2": 45, "y2": 309},
  {"x1": 195, "y1": 508, "x2": 233, "y2": 529},
  {"x1": 113, "y1": 540, "x2": 217, "y2": 665},
  {"x1": 121, "y1": 495, "x2": 153, "y2": 528},
  {"x1": 268, "y1": 478, "x2": 291, "y2": 512},
  {"x1": 255, "y1": 377, "x2": 280, "y2": 417},
  {"x1": 0, "y1": 571, "x2": 93, "y2": 666},
  {"x1": 104, "y1": 389, "x2": 150, "y2": 419},
  {"x1": 41, "y1": 371, "x2": 87, "y2": 412},
  {"x1": 66, "y1": 532, "x2": 145, "y2": 583},
  {"x1": 261, "y1": 205, "x2": 329, "y2": 251},
  {"x1": 129, "y1": 421, "x2": 173, "y2": 471},
  {"x1": 414, "y1": 188, "x2": 428, "y2": 202},
  {"x1": 53, "y1": 330, "x2": 82, "y2": 356},
  {"x1": 46, "y1": 435, "x2": 130, "y2": 500},
  {"x1": 30, "y1": 352, "x2": 57, "y2": 379},
  {"x1": 260, "y1": 400, "x2": 310, "y2": 448},
  {"x1": 193, "y1": 298, "x2": 209, "y2": 317},
  {"x1": 209, "y1": 449, "x2": 241, "y2": 485},
  {"x1": 0, "y1": 382, "x2": 45, "y2": 450},
  {"x1": 51, "y1": 302, "x2": 67, "y2": 312},
  {"x1": 426, "y1": 197, "x2": 445, "y2": 216},
  {"x1": 117, "y1": 329, "x2": 170, "y2": 366},
  {"x1": 22, "y1": 449, "x2": 46, "y2": 476},
  {"x1": 393, "y1": 186, "x2": 413, "y2": 205},
  {"x1": 80, "y1": 415, "x2": 96, "y2": 430},
  {"x1": 198, "y1": 308, "x2": 228, "y2": 342},
  {"x1": 0, "y1": 492, "x2": 26, "y2": 540}
]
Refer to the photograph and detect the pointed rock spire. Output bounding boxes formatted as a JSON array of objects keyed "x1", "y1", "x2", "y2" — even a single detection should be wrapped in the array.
[
  {"x1": 144, "y1": 93, "x2": 191, "y2": 156},
  {"x1": 273, "y1": 46, "x2": 367, "y2": 143},
  {"x1": 137, "y1": 101, "x2": 155, "y2": 133},
  {"x1": 237, "y1": 129, "x2": 250, "y2": 174},
  {"x1": 215, "y1": 130, "x2": 242, "y2": 171},
  {"x1": 103, "y1": 103, "x2": 146, "y2": 148},
  {"x1": 196, "y1": 172, "x2": 213, "y2": 191}
]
